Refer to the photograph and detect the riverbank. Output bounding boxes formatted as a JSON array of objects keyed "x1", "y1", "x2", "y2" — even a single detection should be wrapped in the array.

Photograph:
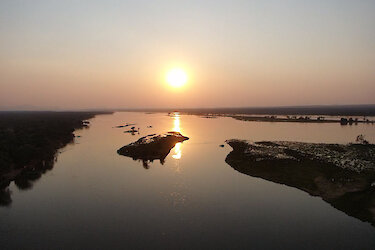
[
  {"x1": 229, "y1": 115, "x2": 375, "y2": 125},
  {"x1": 225, "y1": 139, "x2": 375, "y2": 226},
  {"x1": 118, "y1": 104, "x2": 375, "y2": 116},
  {"x1": 0, "y1": 111, "x2": 111, "y2": 205}
]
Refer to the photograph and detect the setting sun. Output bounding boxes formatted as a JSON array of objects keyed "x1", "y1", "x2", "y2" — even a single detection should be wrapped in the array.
[{"x1": 166, "y1": 68, "x2": 187, "y2": 88}]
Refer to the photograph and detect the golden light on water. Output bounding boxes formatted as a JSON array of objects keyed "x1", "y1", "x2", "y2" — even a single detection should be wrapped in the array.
[
  {"x1": 166, "y1": 68, "x2": 187, "y2": 88},
  {"x1": 172, "y1": 143, "x2": 182, "y2": 160},
  {"x1": 172, "y1": 112, "x2": 183, "y2": 160},
  {"x1": 173, "y1": 114, "x2": 181, "y2": 132}
]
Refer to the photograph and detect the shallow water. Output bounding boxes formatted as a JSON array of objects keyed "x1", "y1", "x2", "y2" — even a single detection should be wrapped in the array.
[{"x1": 1, "y1": 112, "x2": 375, "y2": 249}]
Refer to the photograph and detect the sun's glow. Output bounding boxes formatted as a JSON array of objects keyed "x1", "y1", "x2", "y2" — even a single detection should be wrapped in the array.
[{"x1": 166, "y1": 68, "x2": 187, "y2": 88}]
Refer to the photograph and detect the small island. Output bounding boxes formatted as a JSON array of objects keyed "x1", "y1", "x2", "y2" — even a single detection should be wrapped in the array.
[{"x1": 117, "y1": 132, "x2": 189, "y2": 168}]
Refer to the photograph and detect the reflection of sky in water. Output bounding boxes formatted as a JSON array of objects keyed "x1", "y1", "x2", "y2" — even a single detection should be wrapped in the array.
[{"x1": 172, "y1": 112, "x2": 182, "y2": 160}]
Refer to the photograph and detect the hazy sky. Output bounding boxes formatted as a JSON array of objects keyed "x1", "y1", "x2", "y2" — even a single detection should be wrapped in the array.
[{"x1": 1, "y1": 0, "x2": 374, "y2": 109}]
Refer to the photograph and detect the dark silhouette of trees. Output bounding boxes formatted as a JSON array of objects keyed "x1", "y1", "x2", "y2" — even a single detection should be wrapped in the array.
[{"x1": 0, "y1": 111, "x2": 108, "y2": 205}]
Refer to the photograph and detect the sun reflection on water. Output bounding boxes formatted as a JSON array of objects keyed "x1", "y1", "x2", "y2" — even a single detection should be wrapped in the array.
[
  {"x1": 173, "y1": 114, "x2": 181, "y2": 132},
  {"x1": 169, "y1": 112, "x2": 187, "y2": 206},
  {"x1": 172, "y1": 143, "x2": 181, "y2": 159},
  {"x1": 172, "y1": 112, "x2": 182, "y2": 160},
  {"x1": 171, "y1": 112, "x2": 183, "y2": 161}
]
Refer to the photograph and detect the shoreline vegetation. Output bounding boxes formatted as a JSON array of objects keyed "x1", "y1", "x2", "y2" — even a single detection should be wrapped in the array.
[
  {"x1": 0, "y1": 111, "x2": 111, "y2": 206},
  {"x1": 120, "y1": 104, "x2": 375, "y2": 124},
  {"x1": 182, "y1": 113, "x2": 375, "y2": 125},
  {"x1": 118, "y1": 104, "x2": 375, "y2": 116},
  {"x1": 225, "y1": 139, "x2": 375, "y2": 226},
  {"x1": 169, "y1": 113, "x2": 375, "y2": 125},
  {"x1": 228, "y1": 114, "x2": 374, "y2": 125}
]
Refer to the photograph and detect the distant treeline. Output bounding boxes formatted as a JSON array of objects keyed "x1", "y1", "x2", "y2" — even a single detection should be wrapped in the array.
[{"x1": 118, "y1": 104, "x2": 375, "y2": 116}]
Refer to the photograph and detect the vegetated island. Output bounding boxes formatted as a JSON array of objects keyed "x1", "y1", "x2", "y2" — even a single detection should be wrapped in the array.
[
  {"x1": 0, "y1": 111, "x2": 111, "y2": 206},
  {"x1": 225, "y1": 139, "x2": 375, "y2": 226},
  {"x1": 117, "y1": 132, "x2": 189, "y2": 168}
]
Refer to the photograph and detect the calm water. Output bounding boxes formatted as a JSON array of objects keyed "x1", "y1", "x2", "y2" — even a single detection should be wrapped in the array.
[{"x1": 1, "y1": 112, "x2": 375, "y2": 249}]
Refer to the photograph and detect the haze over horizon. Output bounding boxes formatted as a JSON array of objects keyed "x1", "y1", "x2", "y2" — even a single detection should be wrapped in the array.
[{"x1": 1, "y1": 0, "x2": 375, "y2": 110}]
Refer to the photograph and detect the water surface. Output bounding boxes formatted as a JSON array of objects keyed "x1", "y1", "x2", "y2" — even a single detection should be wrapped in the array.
[{"x1": 1, "y1": 112, "x2": 374, "y2": 249}]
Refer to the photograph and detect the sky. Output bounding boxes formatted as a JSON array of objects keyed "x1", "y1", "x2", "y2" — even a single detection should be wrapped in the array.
[{"x1": 0, "y1": 0, "x2": 374, "y2": 110}]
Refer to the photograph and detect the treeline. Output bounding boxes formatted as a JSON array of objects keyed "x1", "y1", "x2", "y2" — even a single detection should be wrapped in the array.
[
  {"x1": 121, "y1": 104, "x2": 375, "y2": 116},
  {"x1": 0, "y1": 111, "x2": 109, "y2": 204},
  {"x1": 0, "y1": 112, "x2": 103, "y2": 170}
]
